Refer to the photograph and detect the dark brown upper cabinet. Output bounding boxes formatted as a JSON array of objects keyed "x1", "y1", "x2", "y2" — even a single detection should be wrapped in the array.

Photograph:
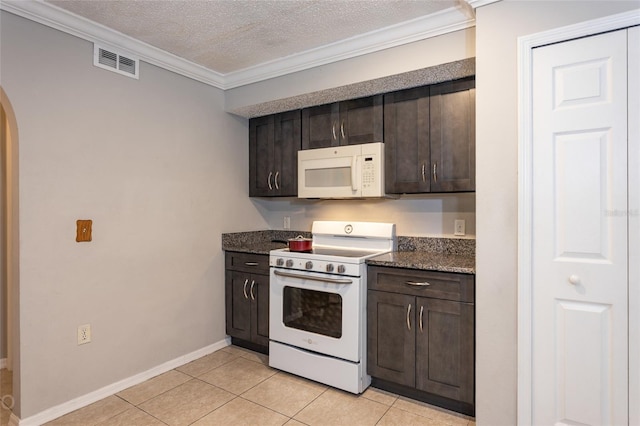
[
  {"x1": 249, "y1": 110, "x2": 301, "y2": 197},
  {"x1": 384, "y1": 86, "x2": 431, "y2": 193},
  {"x1": 301, "y1": 95, "x2": 383, "y2": 149},
  {"x1": 429, "y1": 78, "x2": 476, "y2": 192},
  {"x1": 384, "y1": 77, "x2": 475, "y2": 194}
]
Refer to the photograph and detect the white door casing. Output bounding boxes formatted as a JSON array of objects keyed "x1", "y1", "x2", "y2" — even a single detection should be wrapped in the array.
[
  {"x1": 531, "y1": 29, "x2": 628, "y2": 426},
  {"x1": 628, "y1": 25, "x2": 639, "y2": 426}
]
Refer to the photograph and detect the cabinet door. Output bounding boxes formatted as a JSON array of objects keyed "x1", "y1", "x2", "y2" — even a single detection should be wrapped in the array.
[
  {"x1": 367, "y1": 290, "x2": 416, "y2": 387},
  {"x1": 225, "y1": 270, "x2": 251, "y2": 341},
  {"x1": 339, "y1": 95, "x2": 383, "y2": 145},
  {"x1": 250, "y1": 274, "x2": 270, "y2": 347},
  {"x1": 249, "y1": 116, "x2": 275, "y2": 197},
  {"x1": 415, "y1": 297, "x2": 474, "y2": 405},
  {"x1": 273, "y1": 110, "x2": 301, "y2": 196},
  {"x1": 430, "y1": 78, "x2": 475, "y2": 192},
  {"x1": 302, "y1": 103, "x2": 339, "y2": 149},
  {"x1": 384, "y1": 87, "x2": 430, "y2": 194}
]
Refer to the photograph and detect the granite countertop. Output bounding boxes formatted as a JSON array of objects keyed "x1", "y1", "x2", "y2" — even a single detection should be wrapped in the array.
[
  {"x1": 222, "y1": 230, "x2": 475, "y2": 274},
  {"x1": 222, "y1": 230, "x2": 311, "y2": 255},
  {"x1": 367, "y1": 251, "x2": 475, "y2": 274}
]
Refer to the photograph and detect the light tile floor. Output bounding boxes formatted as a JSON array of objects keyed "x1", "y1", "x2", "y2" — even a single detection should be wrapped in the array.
[{"x1": 2, "y1": 346, "x2": 476, "y2": 425}]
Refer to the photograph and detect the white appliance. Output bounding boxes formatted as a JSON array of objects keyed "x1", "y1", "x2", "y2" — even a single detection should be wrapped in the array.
[
  {"x1": 297, "y1": 142, "x2": 386, "y2": 199},
  {"x1": 269, "y1": 221, "x2": 396, "y2": 394}
]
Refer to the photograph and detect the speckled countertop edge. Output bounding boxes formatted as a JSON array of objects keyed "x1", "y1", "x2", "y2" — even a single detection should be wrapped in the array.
[
  {"x1": 222, "y1": 230, "x2": 311, "y2": 254},
  {"x1": 222, "y1": 231, "x2": 475, "y2": 274},
  {"x1": 367, "y1": 251, "x2": 475, "y2": 275}
]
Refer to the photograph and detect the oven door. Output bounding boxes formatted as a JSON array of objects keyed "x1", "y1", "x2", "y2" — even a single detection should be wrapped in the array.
[{"x1": 269, "y1": 268, "x2": 362, "y2": 362}]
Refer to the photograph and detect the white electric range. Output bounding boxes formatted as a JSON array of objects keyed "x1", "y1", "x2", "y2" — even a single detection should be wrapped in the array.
[{"x1": 268, "y1": 220, "x2": 396, "y2": 394}]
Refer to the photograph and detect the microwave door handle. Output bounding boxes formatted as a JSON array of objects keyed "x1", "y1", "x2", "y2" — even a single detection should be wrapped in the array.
[{"x1": 351, "y1": 156, "x2": 358, "y2": 191}]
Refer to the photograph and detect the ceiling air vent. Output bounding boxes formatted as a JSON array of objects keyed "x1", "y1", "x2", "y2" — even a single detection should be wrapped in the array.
[{"x1": 93, "y1": 44, "x2": 139, "y2": 79}]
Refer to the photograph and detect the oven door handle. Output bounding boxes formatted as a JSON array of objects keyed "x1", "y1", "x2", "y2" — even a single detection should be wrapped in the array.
[{"x1": 273, "y1": 269, "x2": 352, "y2": 285}]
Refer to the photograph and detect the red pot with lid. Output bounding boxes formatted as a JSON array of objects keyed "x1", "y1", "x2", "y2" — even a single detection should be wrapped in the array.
[{"x1": 287, "y1": 235, "x2": 313, "y2": 252}]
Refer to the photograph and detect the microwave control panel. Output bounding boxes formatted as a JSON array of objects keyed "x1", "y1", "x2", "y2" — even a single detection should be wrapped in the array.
[
  {"x1": 362, "y1": 156, "x2": 375, "y2": 189},
  {"x1": 360, "y1": 146, "x2": 384, "y2": 197}
]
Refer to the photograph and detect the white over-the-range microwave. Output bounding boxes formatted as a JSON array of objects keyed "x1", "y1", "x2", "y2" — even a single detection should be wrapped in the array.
[{"x1": 297, "y1": 142, "x2": 386, "y2": 199}]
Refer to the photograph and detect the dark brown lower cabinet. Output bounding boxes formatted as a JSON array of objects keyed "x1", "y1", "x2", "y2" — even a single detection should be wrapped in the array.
[
  {"x1": 225, "y1": 252, "x2": 269, "y2": 353},
  {"x1": 367, "y1": 266, "x2": 475, "y2": 416}
]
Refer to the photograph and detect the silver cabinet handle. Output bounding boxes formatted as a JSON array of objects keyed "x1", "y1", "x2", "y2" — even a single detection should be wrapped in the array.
[
  {"x1": 332, "y1": 121, "x2": 337, "y2": 140},
  {"x1": 406, "y1": 304, "x2": 412, "y2": 331},
  {"x1": 340, "y1": 120, "x2": 345, "y2": 139},
  {"x1": 274, "y1": 171, "x2": 280, "y2": 190},
  {"x1": 242, "y1": 278, "x2": 249, "y2": 299},
  {"x1": 406, "y1": 281, "x2": 431, "y2": 287},
  {"x1": 421, "y1": 164, "x2": 426, "y2": 182},
  {"x1": 244, "y1": 262, "x2": 259, "y2": 266},
  {"x1": 273, "y1": 269, "x2": 352, "y2": 284},
  {"x1": 250, "y1": 280, "x2": 256, "y2": 300},
  {"x1": 268, "y1": 171, "x2": 273, "y2": 190},
  {"x1": 433, "y1": 163, "x2": 437, "y2": 183},
  {"x1": 419, "y1": 305, "x2": 424, "y2": 332}
]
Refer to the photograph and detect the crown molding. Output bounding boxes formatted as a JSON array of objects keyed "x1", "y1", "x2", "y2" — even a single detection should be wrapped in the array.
[
  {"x1": 223, "y1": 7, "x2": 475, "y2": 89},
  {"x1": 0, "y1": 0, "x2": 227, "y2": 88},
  {"x1": 0, "y1": 0, "x2": 490, "y2": 90}
]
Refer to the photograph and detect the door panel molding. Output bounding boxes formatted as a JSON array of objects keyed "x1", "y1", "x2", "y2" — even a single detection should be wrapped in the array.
[{"x1": 517, "y1": 9, "x2": 640, "y2": 426}]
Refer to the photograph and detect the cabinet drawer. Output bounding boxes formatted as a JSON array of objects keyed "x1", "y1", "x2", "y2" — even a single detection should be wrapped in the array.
[
  {"x1": 225, "y1": 252, "x2": 270, "y2": 274},
  {"x1": 368, "y1": 266, "x2": 474, "y2": 303}
]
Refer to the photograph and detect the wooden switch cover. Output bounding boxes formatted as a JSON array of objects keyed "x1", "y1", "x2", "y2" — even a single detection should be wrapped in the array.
[{"x1": 76, "y1": 220, "x2": 92, "y2": 242}]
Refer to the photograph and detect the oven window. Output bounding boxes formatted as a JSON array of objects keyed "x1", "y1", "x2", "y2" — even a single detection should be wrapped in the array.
[{"x1": 282, "y1": 286, "x2": 342, "y2": 338}]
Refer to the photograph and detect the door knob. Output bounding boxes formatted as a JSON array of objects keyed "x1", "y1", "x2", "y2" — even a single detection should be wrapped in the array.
[{"x1": 568, "y1": 275, "x2": 580, "y2": 285}]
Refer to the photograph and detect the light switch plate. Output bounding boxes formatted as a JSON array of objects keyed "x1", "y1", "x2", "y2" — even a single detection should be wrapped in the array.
[{"x1": 76, "y1": 220, "x2": 92, "y2": 242}]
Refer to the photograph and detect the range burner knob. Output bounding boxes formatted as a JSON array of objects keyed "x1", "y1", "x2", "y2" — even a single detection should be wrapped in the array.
[
  {"x1": 326, "y1": 264, "x2": 334, "y2": 273},
  {"x1": 285, "y1": 259, "x2": 294, "y2": 268},
  {"x1": 305, "y1": 261, "x2": 314, "y2": 270},
  {"x1": 337, "y1": 265, "x2": 346, "y2": 274},
  {"x1": 276, "y1": 258, "x2": 284, "y2": 266}
]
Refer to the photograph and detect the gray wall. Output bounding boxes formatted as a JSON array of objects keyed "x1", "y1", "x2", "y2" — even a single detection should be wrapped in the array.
[
  {"x1": 0, "y1": 11, "x2": 268, "y2": 418},
  {"x1": 3, "y1": 0, "x2": 638, "y2": 422},
  {"x1": 475, "y1": 1, "x2": 639, "y2": 424}
]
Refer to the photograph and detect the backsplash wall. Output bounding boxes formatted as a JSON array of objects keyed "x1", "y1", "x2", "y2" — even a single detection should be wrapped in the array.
[{"x1": 251, "y1": 193, "x2": 476, "y2": 237}]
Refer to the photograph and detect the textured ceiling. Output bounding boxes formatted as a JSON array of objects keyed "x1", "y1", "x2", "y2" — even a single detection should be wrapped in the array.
[{"x1": 45, "y1": 0, "x2": 461, "y2": 75}]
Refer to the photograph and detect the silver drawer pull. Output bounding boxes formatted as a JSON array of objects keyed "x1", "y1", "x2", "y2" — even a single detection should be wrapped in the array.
[
  {"x1": 406, "y1": 281, "x2": 431, "y2": 287},
  {"x1": 406, "y1": 304, "x2": 412, "y2": 330},
  {"x1": 419, "y1": 305, "x2": 424, "y2": 332},
  {"x1": 243, "y1": 278, "x2": 249, "y2": 299},
  {"x1": 244, "y1": 262, "x2": 259, "y2": 266}
]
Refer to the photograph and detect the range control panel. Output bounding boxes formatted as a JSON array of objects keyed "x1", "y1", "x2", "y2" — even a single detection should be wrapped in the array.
[{"x1": 269, "y1": 256, "x2": 362, "y2": 277}]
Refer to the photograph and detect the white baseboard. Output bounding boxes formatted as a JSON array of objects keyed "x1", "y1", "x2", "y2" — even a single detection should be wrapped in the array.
[
  {"x1": 15, "y1": 337, "x2": 231, "y2": 426},
  {"x1": 0, "y1": 358, "x2": 6, "y2": 369}
]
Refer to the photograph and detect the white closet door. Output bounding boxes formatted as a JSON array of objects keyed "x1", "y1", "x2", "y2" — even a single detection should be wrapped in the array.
[
  {"x1": 629, "y1": 24, "x2": 639, "y2": 426},
  {"x1": 532, "y1": 29, "x2": 628, "y2": 425}
]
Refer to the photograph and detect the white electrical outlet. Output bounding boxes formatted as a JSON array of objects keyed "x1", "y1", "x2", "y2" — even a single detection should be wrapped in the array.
[
  {"x1": 454, "y1": 219, "x2": 466, "y2": 236},
  {"x1": 77, "y1": 324, "x2": 91, "y2": 345},
  {"x1": 283, "y1": 216, "x2": 291, "y2": 229}
]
